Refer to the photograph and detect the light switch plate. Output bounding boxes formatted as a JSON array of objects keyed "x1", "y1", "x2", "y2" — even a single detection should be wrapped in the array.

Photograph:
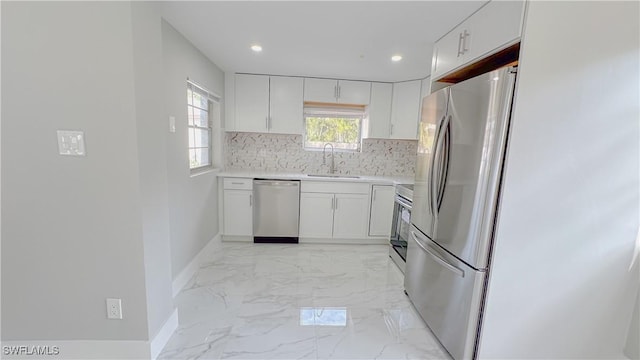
[
  {"x1": 57, "y1": 130, "x2": 86, "y2": 156},
  {"x1": 169, "y1": 116, "x2": 176, "y2": 133}
]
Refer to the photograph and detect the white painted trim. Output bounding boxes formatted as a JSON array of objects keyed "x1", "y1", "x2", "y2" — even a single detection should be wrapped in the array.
[
  {"x1": 300, "y1": 237, "x2": 388, "y2": 245},
  {"x1": 221, "y1": 235, "x2": 252, "y2": 242},
  {"x1": 149, "y1": 308, "x2": 178, "y2": 360},
  {"x1": 0, "y1": 340, "x2": 150, "y2": 359},
  {"x1": 171, "y1": 233, "x2": 221, "y2": 297}
]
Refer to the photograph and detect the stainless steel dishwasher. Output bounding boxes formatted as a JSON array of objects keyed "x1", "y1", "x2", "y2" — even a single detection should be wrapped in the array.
[{"x1": 253, "y1": 179, "x2": 300, "y2": 243}]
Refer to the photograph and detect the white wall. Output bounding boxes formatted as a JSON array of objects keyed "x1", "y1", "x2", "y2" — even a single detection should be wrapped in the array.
[
  {"x1": 130, "y1": 2, "x2": 175, "y2": 340},
  {"x1": 1, "y1": 2, "x2": 149, "y2": 340},
  {"x1": 625, "y1": 287, "x2": 640, "y2": 359},
  {"x1": 478, "y1": 1, "x2": 639, "y2": 358},
  {"x1": 161, "y1": 21, "x2": 224, "y2": 279}
]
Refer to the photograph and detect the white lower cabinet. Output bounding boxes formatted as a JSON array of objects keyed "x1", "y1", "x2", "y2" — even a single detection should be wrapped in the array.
[
  {"x1": 222, "y1": 178, "x2": 253, "y2": 237},
  {"x1": 368, "y1": 185, "x2": 395, "y2": 237},
  {"x1": 332, "y1": 193, "x2": 370, "y2": 238},
  {"x1": 299, "y1": 193, "x2": 334, "y2": 238},
  {"x1": 299, "y1": 181, "x2": 370, "y2": 240}
]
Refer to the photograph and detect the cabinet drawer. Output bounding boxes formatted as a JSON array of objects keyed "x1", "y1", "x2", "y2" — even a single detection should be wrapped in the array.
[
  {"x1": 301, "y1": 181, "x2": 370, "y2": 194},
  {"x1": 223, "y1": 177, "x2": 253, "y2": 190}
]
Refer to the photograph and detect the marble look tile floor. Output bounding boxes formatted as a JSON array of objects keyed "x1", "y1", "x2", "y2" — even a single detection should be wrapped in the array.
[{"x1": 158, "y1": 243, "x2": 451, "y2": 360}]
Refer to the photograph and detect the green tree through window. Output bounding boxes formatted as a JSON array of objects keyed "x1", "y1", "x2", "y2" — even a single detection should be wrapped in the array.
[{"x1": 304, "y1": 110, "x2": 363, "y2": 151}]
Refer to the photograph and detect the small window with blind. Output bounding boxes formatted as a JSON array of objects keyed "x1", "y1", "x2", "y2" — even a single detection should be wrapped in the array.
[
  {"x1": 187, "y1": 82, "x2": 218, "y2": 171},
  {"x1": 303, "y1": 103, "x2": 365, "y2": 151}
]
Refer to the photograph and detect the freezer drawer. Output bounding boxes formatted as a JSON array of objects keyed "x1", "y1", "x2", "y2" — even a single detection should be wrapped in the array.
[{"x1": 404, "y1": 225, "x2": 485, "y2": 360}]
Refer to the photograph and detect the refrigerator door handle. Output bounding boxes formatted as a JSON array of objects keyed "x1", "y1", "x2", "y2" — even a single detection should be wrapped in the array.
[
  {"x1": 410, "y1": 231, "x2": 464, "y2": 278},
  {"x1": 430, "y1": 114, "x2": 451, "y2": 215},
  {"x1": 436, "y1": 116, "x2": 452, "y2": 209},
  {"x1": 428, "y1": 115, "x2": 447, "y2": 217}
]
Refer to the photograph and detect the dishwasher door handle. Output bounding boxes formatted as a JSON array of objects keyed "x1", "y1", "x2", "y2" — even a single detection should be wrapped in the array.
[{"x1": 254, "y1": 180, "x2": 300, "y2": 187}]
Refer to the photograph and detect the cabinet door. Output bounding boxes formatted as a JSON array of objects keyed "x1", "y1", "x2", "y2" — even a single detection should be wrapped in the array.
[
  {"x1": 338, "y1": 80, "x2": 371, "y2": 104},
  {"x1": 304, "y1": 78, "x2": 337, "y2": 103},
  {"x1": 299, "y1": 193, "x2": 334, "y2": 238},
  {"x1": 368, "y1": 186, "x2": 395, "y2": 237},
  {"x1": 366, "y1": 82, "x2": 392, "y2": 139},
  {"x1": 333, "y1": 193, "x2": 369, "y2": 239},
  {"x1": 269, "y1": 76, "x2": 303, "y2": 134},
  {"x1": 235, "y1": 74, "x2": 269, "y2": 132},
  {"x1": 420, "y1": 77, "x2": 431, "y2": 99},
  {"x1": 390, "y1": 80, "x2": 422, "y2": 140},
  {"x1": 432, "y1": 27, "x2": 466, "y2": 80},
  {"x1": 463, "y1": 1, "x2": 524, "y2": 64},
  {"x1": 223, "y1": 190, "x2": 253, "y2": 236}
]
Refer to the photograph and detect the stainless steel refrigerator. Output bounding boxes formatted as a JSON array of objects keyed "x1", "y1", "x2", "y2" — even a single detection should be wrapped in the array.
[{"x1": 405, "y1": 67, "x2": 517, "y2": 360}]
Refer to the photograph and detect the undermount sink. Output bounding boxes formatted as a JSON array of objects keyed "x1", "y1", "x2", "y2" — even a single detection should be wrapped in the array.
[{"x1": 307, "y1": 174, "x2": 361, "y2": 179}]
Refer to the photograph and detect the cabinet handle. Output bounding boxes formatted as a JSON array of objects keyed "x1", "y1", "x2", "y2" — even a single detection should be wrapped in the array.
[
  {"x1": 335, "y1": 197, "x2": 338, "y2": 210},
  {"x1": 265, "y1": 116, "x2": 269, "y2": 130},
  {"x1": 337, "y1": 85, "x2": 341, "y2": 99},
  {"x1": 331, "y1": 197, "x2": 334, "y2": 210},
  {"x1": 461, "y1": 30, "x2": 470, "y2": 55},
  {"x1": 373, "y1": 189, "x2": 377, "y2": 202},
  {"x1": 334, "y1": 85, "x2": 338, "y2": 99},
  {"x1": 268, "y1": 116, "x2": 271, "y2": 130},
  {"x1": 249, "y1": 194, "x2": 252, "y2": 207},
  {"x1": 231, "y1": 182, "x2": 244, "y2": 185},
  {"x1": 390, "y1": 124, "x2": 394, "y2": 136},
  {"x1": 457, "y1": 32, "x2": 464, "y2": 57}
]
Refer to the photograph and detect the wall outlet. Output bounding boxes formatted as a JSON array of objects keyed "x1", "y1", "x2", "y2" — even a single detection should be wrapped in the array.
[{"x1": 106, "y1": 298, "x2": 122, "y2": 320}]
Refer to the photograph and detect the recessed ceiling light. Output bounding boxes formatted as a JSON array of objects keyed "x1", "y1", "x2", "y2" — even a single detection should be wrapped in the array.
[
  {"x1": 391, "y1": 55, "x2": 403, "y2": 62},
  {"x1": 251, "y1": 45, "x2": 262, "y2": 52}
]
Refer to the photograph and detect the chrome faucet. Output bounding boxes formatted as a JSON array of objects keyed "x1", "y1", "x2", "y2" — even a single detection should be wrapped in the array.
[{"x1": 323, "y1": 143, "x2": 337, "y2": 174}]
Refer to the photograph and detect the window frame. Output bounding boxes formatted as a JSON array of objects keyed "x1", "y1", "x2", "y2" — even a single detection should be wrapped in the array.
[
  {"x1": 187, "y1": 81, "x2": 217, "y2": 172},
  {"x1": 302, "y1": 105, "x2": 365, "y2": 152}
]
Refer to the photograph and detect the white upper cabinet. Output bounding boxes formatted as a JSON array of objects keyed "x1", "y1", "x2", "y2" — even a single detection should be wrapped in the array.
[
  {"x1": 420, "y1": 77, "x2": 431, "y2": 101},
  {"x1": 269, "y1": 76, "x2": 303, "y2": 134},
  {"x1": 304, "y1": 78, "x2": 371, "y2": 104},
  {"x1": 431, "y1": 0, "x2": 525, "y2": 81},
  {"x1": 366, "y1": 82, "x2": 393, "y2": 139},
  {"x1": 337, "y1": 80, "x2": 371, "y2": 104},
  {"x1": 235, "y1": 74, "x2": 303, "y2": 134},
  {"x1": 303, "y1": 78, "x2": 337, "y2": 103},
  {"x1": 235, "y1": 74, "x2": 269, "y2": 133},
  {"x1": 390, "y1": 80, "x2": 422, "y2": 140}
]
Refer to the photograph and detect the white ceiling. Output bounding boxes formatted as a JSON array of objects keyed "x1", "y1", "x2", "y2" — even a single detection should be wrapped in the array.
[{"x1": 160, "y1": 1, "x2": 487, "y2": 82}]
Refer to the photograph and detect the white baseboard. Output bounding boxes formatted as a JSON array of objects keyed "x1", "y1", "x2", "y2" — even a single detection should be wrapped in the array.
[
  {"x1": 172, "y1": 233, "x2": 221, "y2": 298},
  {"x1": 221, "y1": 235, "x2": 252, "y2": 242},
  {"x1": 0, "y1": 340, "x2": 150, "y2": 359},
  {"x1": 299, "y1": 237, "x2": 388, "y2": 245},
  {"x1": 149, "y1": 308, "x2": 178, "y2": 360}
]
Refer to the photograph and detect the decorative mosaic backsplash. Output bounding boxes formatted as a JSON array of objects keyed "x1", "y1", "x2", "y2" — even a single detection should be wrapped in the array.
[{"x1": 225, "y1": 132, "x2": 417, "y2": 176}]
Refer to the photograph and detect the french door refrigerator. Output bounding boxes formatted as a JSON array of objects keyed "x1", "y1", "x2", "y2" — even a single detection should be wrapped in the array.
[{"x1": 405, "y1": 67, "x2": 517, "y2": 360}]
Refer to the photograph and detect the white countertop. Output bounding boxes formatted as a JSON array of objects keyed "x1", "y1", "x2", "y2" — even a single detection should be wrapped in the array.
[{"x1": 217, "y1": 170, "x2": 414, "y2": 185}]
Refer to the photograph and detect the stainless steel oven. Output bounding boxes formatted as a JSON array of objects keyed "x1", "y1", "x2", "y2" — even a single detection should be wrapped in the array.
[{"x1": 389, "y1": 184, "x2": 413, "y2": 273}]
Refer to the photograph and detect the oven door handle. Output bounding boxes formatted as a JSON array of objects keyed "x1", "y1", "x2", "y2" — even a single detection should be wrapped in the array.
[{"x1": 395, "y1": 195, "x2": 412, "y2": 210}]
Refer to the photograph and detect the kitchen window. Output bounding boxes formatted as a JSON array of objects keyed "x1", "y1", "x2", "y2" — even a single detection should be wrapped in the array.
[
  {"x1": 187, "y1": 81, "x2": 218, "y2": 170},
  {"x1": 303, "y1": 104, "x2": 364, "y2": 151}
]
